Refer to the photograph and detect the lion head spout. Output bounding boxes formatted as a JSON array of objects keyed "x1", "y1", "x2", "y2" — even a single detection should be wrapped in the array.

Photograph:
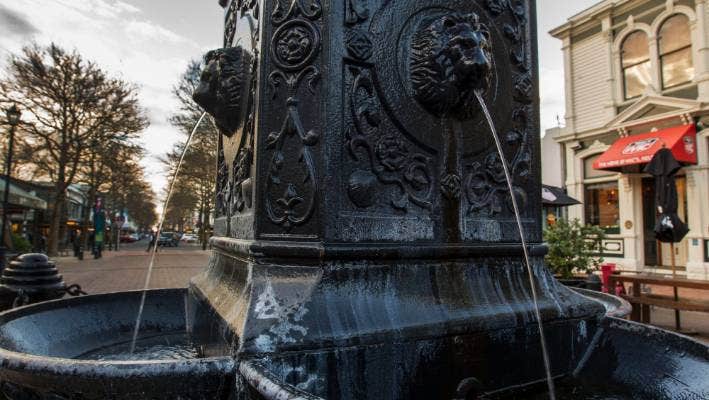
[
  {"x1": 193, "y1": 47, "x2": 253, "y2": 136},
  {"x1": 410, "y1": 13, "x2": 493, "y2": 120}
]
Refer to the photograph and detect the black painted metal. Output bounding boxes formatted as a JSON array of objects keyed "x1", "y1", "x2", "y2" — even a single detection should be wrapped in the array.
[
  {"x1": 0, "y1": 0, "x2": 705, "y2": 399},
  {"x1": 0, "y1": 288, "x2": 234, "y2": 399},
  {"x1": 0, "y1": 254, "x2": 66, "y2": 310}
]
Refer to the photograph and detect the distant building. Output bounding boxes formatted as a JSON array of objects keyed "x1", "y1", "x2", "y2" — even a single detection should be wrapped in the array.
[
  {"x1": 548, "y1": 0, "x2": 709, "y2": 279},
  {"x1": 0, "y1": 177, "x2": 47, "y2": 250},
  {"x1": 11, "y1": 180, "x2": 89, "y2": 252}
]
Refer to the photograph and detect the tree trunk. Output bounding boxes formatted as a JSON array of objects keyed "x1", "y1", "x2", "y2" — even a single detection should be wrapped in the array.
[
  {"x1": 198, "y1": 202, "x2": 205, "y2": 250},
  {"x1": 47, "y1": 191, "x2": 66, "y2": 256},
  {"x1": 81, "y1": 190, "x2": 95, "y2": 253},
  {"x1": 83, "y1": 154, "x2": 97, "y2": 252},
  {"x1": 201, "y1": 195, "x2": 211, "y2": 251}
]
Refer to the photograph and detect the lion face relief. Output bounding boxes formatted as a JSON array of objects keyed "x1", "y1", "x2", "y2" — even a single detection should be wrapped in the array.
[
  {"x1": 193, "y1": 47, "x2": 252, "y2": 136},
  {"x1": 410, "y1": 13, "x2": 493, "y2": 120}
]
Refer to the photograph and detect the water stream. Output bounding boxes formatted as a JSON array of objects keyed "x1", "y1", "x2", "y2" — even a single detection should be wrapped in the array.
[
  {"x1": 474, "y1": 91, "x2": 556, "y2": 400},
  {"x1": 130, "y1": 112, "x2": 208, "y2": 354}
]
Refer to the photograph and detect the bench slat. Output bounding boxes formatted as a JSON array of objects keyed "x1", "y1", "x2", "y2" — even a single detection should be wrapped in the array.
[
  {"x1": 609, "y1": 275, "x2": 709, "y2": 290},
  {"x1": 621, "y1": 295, "x2": 709, "y2": 313}
]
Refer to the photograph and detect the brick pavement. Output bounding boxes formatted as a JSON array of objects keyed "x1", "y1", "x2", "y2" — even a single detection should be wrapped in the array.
[{"x1": 55, "y1": 241, "x2": 210, "y2": 294}]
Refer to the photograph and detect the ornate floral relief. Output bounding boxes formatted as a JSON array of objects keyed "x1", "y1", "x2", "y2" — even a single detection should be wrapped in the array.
[
  {"x1": 484, "y1": 0, "x2": 529, "y2": 71},
  {"x1": 271, "y1": 0, "x2": 321, "y2": 26},
  {"x1": 345, "y1": 29, "x2": 373, "y2": 61},
  {"x1": 215, "y1": 136, "x2": 230, "y2": 217},
  {"x1": 513, "y1": 72, "x2": 533, "y2": 103},
  {"x1": 464, "y1": 107, "x2": 531, "y2": 216},
  {"x1": 345, "y1": 67, "x2": 434, "y2": 211},
  {"x1": 441, "y1": 173, "x2": 462, "y2": 200},
  {"x1": 264, "y1": 0, "x2": 322, "y2": 231},
  {"x1": 264, "y1": 98, "x2": 319, "y2": 230},
  {"x1": 485, "y1": 0, "x2": 507, "y2": 15},
  {"x1": 345, "y1": 0, "x2": 369, "y2": 26},
  {"x1": 455, "y1": 1, "x2": 533, "y2": 218}
]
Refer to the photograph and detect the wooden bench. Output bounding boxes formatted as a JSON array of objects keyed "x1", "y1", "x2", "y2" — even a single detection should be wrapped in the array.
[{"x1": 608, "y1": 274, "x2": 709, "y2": 329}]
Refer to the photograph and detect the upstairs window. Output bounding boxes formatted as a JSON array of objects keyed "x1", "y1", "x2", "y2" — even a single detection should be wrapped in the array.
[
  {"x1": 621, "y1": 31, "x2": 651, "y2": 99},
  {"x1": 659, "y1": 14, "x2": 694, "y2": 89}
]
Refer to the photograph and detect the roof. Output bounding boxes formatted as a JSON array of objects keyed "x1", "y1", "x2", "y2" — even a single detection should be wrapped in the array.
[
  {"x1": 549, "y1": 0, "x2": 639, "y2": 38},
  {"x1": 542, "y1": 185, "x2": 581, "y2": 207},
  {"x1": 0, "y1": 180, "x2": 47, "y2": 210}
]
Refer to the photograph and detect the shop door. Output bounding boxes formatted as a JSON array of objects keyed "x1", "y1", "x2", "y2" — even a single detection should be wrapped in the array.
[{"x1": 641, "y1": 178, "x2": 658, "y2": 266}]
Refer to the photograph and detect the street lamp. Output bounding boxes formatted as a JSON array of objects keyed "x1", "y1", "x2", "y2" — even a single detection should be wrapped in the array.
[{"x1": 1, "y1": 104, "x2": 21, "y2": 268}]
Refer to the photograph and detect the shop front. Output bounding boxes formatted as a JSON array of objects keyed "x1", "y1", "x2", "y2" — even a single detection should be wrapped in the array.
[
  {"x1": 592, "y1": 124, "x2": 696, "y2": 274},
  {"x1": 559, "y1": 105, "x2": 709, "y2": 280}
]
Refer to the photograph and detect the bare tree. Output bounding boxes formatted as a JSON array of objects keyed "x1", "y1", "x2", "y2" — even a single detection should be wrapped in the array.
[
  {"x1": 0, "y1": 43, "x2": 148, "y2": 255},
  {"x1": 166, "y1": 61, "x2": 218, "y2": 248},
  {"x1": 77, "y1": 139, "x2": 155, "y2": 248}
]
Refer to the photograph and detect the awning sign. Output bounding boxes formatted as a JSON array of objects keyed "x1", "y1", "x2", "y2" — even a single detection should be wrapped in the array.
[
  {"x1": 593, "y1": 124, "x2": 697, "y2": 171},
  {"x1": 621, "y1": 138, "x2": 658, "y2": 155}
]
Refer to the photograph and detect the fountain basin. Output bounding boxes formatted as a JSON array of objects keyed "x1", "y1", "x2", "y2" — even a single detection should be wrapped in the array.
[
  {"x1": 0, "y1": 288, "x2": 234, "y2": 400},
  {"x1": 233, "y1": 291, "x2": 708, "y2": 400}
]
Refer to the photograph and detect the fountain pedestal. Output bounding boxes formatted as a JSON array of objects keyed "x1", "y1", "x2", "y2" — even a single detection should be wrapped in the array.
[{"x1": 188, "y1": 0, "x2": 609, "y2": 397}]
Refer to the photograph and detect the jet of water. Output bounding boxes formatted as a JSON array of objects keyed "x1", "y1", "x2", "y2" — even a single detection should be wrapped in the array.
[
  {"x1": 474, "y1": 91, "x2": 556, "y2": 400},
  {"x1": 130, "y1": 112, "x2": 208, "y2": 354}
]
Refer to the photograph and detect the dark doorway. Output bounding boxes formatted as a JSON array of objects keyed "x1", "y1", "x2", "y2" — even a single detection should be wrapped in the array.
[{"x1": 642, "y1": 177, "x2": 658, "y2": 266}]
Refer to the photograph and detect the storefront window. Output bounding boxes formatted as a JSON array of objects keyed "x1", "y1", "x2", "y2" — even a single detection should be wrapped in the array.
[
  {"x1": 621, "y1": 30, "x2": 651, "y2": 99},
  {"x1": 585, "y1": 182, "x2": 620, "y2": 234},
  {"x1": 659, "y1": 14, "x2": 693, "y2": 89},
  {"x1": 584, "y1": 155, "x2": 616, "y2": 179}
]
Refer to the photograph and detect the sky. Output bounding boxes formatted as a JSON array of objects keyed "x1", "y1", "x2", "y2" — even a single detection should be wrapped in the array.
[{"x1": 0, "y1": 0, "x2": 599, "y2": 200}]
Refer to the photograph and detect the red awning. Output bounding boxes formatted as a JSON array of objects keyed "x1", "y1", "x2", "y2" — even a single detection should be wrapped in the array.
[{"x1": 593, "y1": 124, "x2": 697, "y2": 171}]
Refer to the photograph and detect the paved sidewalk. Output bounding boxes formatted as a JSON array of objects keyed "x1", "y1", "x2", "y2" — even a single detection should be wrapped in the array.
[
  {"x1": 634, "y1": 285, "x2": 709, "y2": 343},
  {"x1": 55, "y1": 241, "x2": 211, "y2": 294}
]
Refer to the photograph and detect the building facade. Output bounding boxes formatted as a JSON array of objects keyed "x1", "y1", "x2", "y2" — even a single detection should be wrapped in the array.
[
  {"x1": 11, "y1": 180, "x2": 89, "y2": 252},
  {"x1": 548, "y1": 0, "x2": 709, "y2": 279}
]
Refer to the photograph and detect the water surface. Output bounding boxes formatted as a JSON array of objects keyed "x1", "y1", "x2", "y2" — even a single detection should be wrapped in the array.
[{"x1": 78, "y1": 333, "x2": 200, "y2": 361}]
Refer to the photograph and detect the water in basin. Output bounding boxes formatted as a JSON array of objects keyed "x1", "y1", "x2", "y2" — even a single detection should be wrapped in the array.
[
  {"x1": 77, "y1": 332, "x2": 201, "y2": 361},
  {"x1": 496, "y1": 380, "x2": 634, "y2": 400}
]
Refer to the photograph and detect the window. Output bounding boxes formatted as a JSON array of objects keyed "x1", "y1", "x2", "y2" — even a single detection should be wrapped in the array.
[
  {"x1": 621, "y1": 31, "x2": 651, "y2": 99},
  {"x1": 584, "y1": 155, "x2": 616, "y2": 179},
  {"x1": 585, "y1": 182, "x2": 620, "y2": 234},
  {"x1": 659, "y1": 14, "x2": 693, "y2": 89}
]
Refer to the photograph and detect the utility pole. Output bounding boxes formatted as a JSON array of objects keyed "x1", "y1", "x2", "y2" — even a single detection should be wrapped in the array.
[{"x1": 0, "y1": 104, "x2": 21, "y2": 269}]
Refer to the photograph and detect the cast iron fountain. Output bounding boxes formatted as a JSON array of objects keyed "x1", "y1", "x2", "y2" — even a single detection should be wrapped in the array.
[{"x1": 0, "y1": 1, "x2": 706, "y2": 399}]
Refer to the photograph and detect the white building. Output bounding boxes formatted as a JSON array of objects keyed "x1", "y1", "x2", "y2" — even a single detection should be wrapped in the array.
[{"x1": 547, "y1": 0, "x2": 709, "y2": 279}]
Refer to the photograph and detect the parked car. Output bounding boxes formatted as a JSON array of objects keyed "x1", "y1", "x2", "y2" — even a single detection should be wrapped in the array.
[
  {"x1": 158, "y1": 232, "x2": 179, "y2": 247},
  {"x1": 180, "y1": 233, "x2": 198, "y2": 243},
  {"x1": 120, "y1": 234, "x2": 137, "y2": 243}
]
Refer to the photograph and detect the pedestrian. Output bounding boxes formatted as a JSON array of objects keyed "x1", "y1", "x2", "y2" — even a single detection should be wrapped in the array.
[
  {"x1": 106, "y1": 229, "x2": 113, "y2": 251},
  {"x1": 88, "y1": 231, "x2": 95, "y2": 257},
  {"x1": 146, "y1": 231, "x2": 157, "y2": 252},
  {"x1": 39, "y1": 235, "x2": 47, "y2": 254},
  {"x1": 72, "y1": 229, "x2": 82, "y2": 258}
]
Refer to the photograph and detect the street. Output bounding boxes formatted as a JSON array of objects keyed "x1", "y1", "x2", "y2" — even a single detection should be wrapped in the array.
[{"x1": 55, "y1": 240, "x2": 210, "y2": 294}]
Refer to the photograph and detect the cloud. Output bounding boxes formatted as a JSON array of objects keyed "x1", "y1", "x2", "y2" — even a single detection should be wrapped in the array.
[
  {"x1": 124, "y1": 21, "x2": 190, "y2": 45},
  {"x1": 0, "y1": 4, "x2": 38, "y2": 37},
  {"x1": 0, "y1": 0, "x2": 206, "y2": 196}
]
